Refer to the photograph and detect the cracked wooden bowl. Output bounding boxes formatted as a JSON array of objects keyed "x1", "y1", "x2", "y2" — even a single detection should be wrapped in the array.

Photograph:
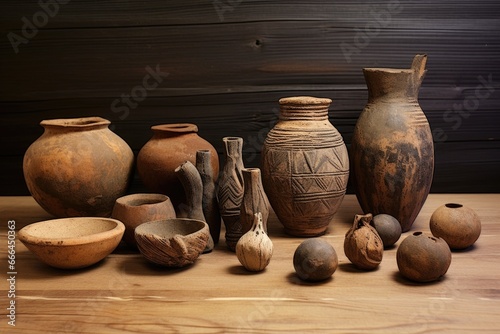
[
  {"x1": 134, "y1": 218, "x2": 209, "y2": 267},
  {"x1": 18, "y1": 217, "x2": 125, "y2": 269}
]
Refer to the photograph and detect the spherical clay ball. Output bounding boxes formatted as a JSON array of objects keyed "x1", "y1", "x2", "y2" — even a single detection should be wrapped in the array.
[
  {"x1": 372, "y1": 214, "x2": 402, "y2": 248},
  {"x1": 397, "y1": 232, "x2": 452, "y2": 282},
  {"x1": 293, "y1": 238, "x2": 338, "y2": 282},
  {"x1": 430, "y1": 203, "x2": 481, "y2": 250}
]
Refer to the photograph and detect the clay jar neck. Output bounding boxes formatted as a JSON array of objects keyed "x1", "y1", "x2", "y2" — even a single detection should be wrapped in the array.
[
  {"x1": 242, "y1": 168, "x2": 263, "y2": 189},
  {"x1": 278, "y1": 96, "x2": 332, "y2": 121},
  {"x1": 222, "y1": 137, "x2": 244, "y2": 168},
  {"x1": 40, "y1": 117, "x2": 111, "y2": 133},
  {"x1": 363, "y1": 69, "x2": 422, "y2": 102},
  {"x1": 363, "y1": 54, "x2": 427, "y2": 102},
  {"x1": 151, "y1": 123, "x2": 198, "y2": 138}
]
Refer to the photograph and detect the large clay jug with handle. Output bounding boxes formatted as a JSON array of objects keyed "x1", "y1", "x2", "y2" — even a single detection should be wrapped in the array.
[{"x1": 350, "y1": 54, "x2": 434, "y2": 232}]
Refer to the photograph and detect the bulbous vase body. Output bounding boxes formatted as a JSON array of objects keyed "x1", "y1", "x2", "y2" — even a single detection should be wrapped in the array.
[
  {"x1": 23, "y1": 117, "x2": 134, "y2": 217},
  {"x1": 262, "y1": 96, "x2": 349, "y2": 237},
  {"x1": 137, "y1": 123, "x2": 218, "y2": 210}
]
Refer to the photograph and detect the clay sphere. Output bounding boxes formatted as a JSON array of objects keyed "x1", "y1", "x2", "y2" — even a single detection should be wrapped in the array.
[
  {"x1": 293, "y1": 238, "x2": 338, "y2": 282},
  {"x1": 430, "y1": 203, "x2": 481, "y2": 250},
  {"x1": 372, "y1": 214, "x2": 402, "y2": 248},
  {"x1": 397, "y1": 232, "x2": 452, "y2": 283}
]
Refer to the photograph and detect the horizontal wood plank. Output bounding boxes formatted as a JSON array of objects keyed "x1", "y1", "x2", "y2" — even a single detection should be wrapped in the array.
[
  {"x1": 0, "y1": 194, "x2": 499, "y2": 333},
  {"x1": 0, "y1": 0, "x2": 499, "y2": 195}
]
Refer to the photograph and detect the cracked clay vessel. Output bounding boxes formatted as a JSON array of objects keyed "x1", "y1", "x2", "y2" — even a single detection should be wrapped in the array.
[
  {"x1": 350, "y1": 54, "x2": 434, "y2": 232},
  {"x1": 23, "y1": 117, "x2": 134, "y2": 218}
]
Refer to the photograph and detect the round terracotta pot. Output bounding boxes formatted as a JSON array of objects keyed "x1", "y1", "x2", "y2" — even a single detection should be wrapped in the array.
[
  {"x1": 429, "y1": 203, "x2": 481, "y2": 249},
  {"x1": 23, "y1": 117, "x2": 134, "y2": 217},
  {"x1": 111, "y1": 193, "x2": 176, "y2": 247},
  {"x1": 136, "y1": 123, "x2": 219, "y2": 210},
  {"x1": 262, "y1": 96, "x2": 349, "y2": 237}
]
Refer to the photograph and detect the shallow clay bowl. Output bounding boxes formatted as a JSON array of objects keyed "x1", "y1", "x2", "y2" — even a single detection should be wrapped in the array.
[
  {"x1": 134, "y1": 218, "x2": 209, "y2": 267},
  {"x1": 18, "y1": 217, "x2": 125, "y2": 269}
]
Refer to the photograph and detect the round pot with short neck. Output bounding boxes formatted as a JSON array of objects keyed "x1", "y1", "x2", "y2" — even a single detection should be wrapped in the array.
[
  {"x1": 23, "y1": 116, "x2": 134, "y2": 217},
  {"x1": 136, "y1": 123, "x2": 219, "y2": 210}
]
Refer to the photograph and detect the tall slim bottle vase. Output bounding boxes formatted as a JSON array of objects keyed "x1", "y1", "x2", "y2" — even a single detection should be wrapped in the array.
[{"x1": 217, "y1": 137, "x2": 245, "y2": 251}]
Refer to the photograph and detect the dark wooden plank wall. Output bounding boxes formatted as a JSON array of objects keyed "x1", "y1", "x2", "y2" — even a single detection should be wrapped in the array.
[{"x1": 1, "y1": 0, "x2": 499, "y2": 195}]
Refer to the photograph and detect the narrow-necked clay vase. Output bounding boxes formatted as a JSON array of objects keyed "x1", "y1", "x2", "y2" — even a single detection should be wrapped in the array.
[
  {"x1": 111, "y1": 193, "x2": 176, "y2": 247},
  {"x1": 240, "y1": 168, "x2": 270, "y2": 238},
  {"x1": 136, "y1": 123, "x2": 219, "y2": 210},
  {"x1": 196, "y1": 150, "x2": 221, "y2": 245},
  {"x1": 217, "y1": 137, "x2": 245, "y2": 250},
  {"x1": 350, "y1": 54, "x2": 434, "y2": 232},
  {"x1": 23, "y1": 117, "x2": 134, "y2": 217},
  {"x1": 262, "y1": 96, "x2": 349, "y2": 237}
]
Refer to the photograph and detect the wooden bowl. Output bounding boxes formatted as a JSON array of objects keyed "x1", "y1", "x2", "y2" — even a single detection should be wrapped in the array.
[
  {"x1": 134, "y1": 218, "x2": 209, "y2": 267},
  {"x1": 18, "y1": 217, "x2": 125, "y2": 269}
]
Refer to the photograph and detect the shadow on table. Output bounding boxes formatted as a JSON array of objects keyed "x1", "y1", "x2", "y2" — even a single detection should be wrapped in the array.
[
  {"x1": 226, "y1": 264, "x2": 269, "y2": 276},
  {"x1": 118, "y1": 255, "x2": 200, "y2": 276},
  {"x1": 285, "y1": 272, "x2": 334, "y2": 286},
  {"x1": 338, "y1": 262, "x2": 380, "y2": 273},
  {"x1": 391, "y1": 270, "x2": 449, "y2": 286},
  {"x1": 16, "y1": 249, "x2": 110, "y2": 280}
]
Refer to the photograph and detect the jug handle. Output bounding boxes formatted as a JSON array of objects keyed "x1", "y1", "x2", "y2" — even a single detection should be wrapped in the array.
[{"x1": 411, "y1": 54, "x2": 427, "y2": 86}]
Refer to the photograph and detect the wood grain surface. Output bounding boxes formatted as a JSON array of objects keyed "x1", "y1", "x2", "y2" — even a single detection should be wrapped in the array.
[
  {"x1": 1, "y1": 1, "x2": 500, "y2": 195},
  {"x1": 1, "y1": 194, "x2": 499, "y2": 333}
]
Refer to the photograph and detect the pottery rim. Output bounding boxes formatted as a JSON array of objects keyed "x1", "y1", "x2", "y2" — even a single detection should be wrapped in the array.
[
  {"x1": 279, "y1": 96, "x2": 332, "y2": 106},
  {"x1": 115, "y1": 193, "x2": 171, "y2": 207},
  {"x1": 151, "y1": 123, "x2": 198, "y2": 134},
  {"x1": 134, "y1": 218, "x2": 208, "y2": 238},
  {"x1": 40, "y1": 117, "x2": 110, "y2": 129},
  {"x1": 18, "y1": 217, "x2": 125, "y2": 247}
]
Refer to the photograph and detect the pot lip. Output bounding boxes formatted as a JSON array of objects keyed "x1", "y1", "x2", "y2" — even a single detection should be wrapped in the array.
[
  {"x1": 444, "y1": 203, "x2": 464, "y2": 209},
  {"x1": 241, "y1": 167, "x2": 261, "y2": 173},
  {"x1": 222, "y1": 136, "x2": 243, "y2": 142},
  {"x1": 40, "y1": 117, "x2": 110, "y2": 128},
  {"x1": 135, "y1": 218, "x2": 209, "y2": 240},
  {"x1": 151, "y1": 123, "x2": 198, "y2": 133},
  {"x1": 114, "y1": 193, "x2": 171, "y2": 207},
  {"x1": 363, "y1": 68, "x2": 414, "y2": 74},
  {"x1": 279, "y1": 96, "x2": 332, "y2": 106},
  {"x1": 18, "y1": 217, "x2": 125, "y2": 247}
]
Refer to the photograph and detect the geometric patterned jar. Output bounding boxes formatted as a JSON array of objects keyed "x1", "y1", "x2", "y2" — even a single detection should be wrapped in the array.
[{"x1": 262, "y1": 96, "x2": 349, "y2": 236}]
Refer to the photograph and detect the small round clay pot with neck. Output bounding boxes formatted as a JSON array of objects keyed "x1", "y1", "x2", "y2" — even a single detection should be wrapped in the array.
[{"x1": 137, "y1": 123, "x2": 219, "y2": 210}]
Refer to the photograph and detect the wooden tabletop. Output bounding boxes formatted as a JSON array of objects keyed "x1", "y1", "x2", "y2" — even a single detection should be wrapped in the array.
[{"x1": 1, "y1": 194, "x2": 499, "y2": 333}]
